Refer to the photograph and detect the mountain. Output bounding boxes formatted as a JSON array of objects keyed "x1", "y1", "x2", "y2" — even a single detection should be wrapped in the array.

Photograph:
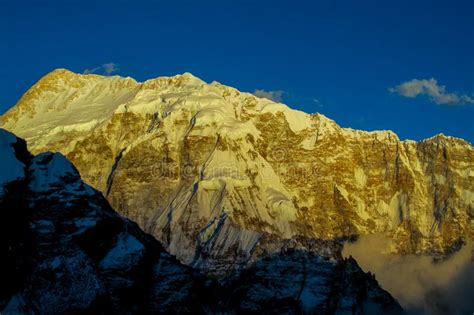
[
  {"x1": 1, "y1": 69, "x2": 472, "y2": 272},
  {"x1": 0, "y1": 128, "x2": 402, "y2": 314}
]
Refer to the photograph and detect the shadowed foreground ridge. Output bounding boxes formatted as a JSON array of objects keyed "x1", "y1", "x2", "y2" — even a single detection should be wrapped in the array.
[{"x1": 0, "y1": 128, "x2": 402, "y2": 314}]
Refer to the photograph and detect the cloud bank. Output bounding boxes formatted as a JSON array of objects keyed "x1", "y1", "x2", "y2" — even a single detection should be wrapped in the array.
[
  {"x1": 253, "y1": 89, "x2": 284, "y2": 102},
  {"x1": 343, "y1": 234, "x2": 473, "y2": 315},
  {"x1": 84, "y1": 62, "x2": 119, "y2": 76},
  {"x1": 389, "y1": 78, "x2": 474, "y2": 105}
]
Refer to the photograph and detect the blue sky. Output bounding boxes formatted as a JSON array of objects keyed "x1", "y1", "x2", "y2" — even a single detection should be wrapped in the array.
[{"x1": 1, "y1": 0, "x2": 473, "y2": 142}]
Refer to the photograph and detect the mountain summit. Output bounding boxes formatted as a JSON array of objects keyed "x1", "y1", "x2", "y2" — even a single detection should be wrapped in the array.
[{"x1": 1, "y1": 69, "x2": 472, "y2": 271}]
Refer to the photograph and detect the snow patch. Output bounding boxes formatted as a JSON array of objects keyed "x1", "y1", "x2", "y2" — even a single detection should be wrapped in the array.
[
  {"x1": 300, "y1": 135, "x2": 317, "y2": 150},
  {"x1": 33, "y1": 219, "x2": 56, "y2": 234},
  {"x1": 461, "y1": 190, "x2": 474, "y2": 207},
  {"x1": 260, "y1": 102, "x2": 313, "y2": 133},
  {"x1": 389, "y1": 192, "x2": 407, "y2": 226},
  {"x1": 354, "y1": 167, "x2": 367, "y2": 187},
  {"x1": 48, "y1": 119, "x2": 102, "y2": 134},
  {"x1": 266, "y1": 188, "x2": 297, "y2": 221},
  {"x1": 99, "y1": 233, "x2": 145, "y2": 270},
  {"x1": 74, "y1": 217, "x2": 97, "y2": 228},
  {"x1": 29, "y1": 152, "x2": 77, "y2": 192}
]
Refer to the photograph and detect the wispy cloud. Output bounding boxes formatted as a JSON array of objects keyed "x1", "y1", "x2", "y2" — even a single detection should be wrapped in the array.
[
  {"x1": 84, "y1": 62, "x2": 119, "y2": 76},
  {"x1": 343, "y1": 234, "x2": 474, "y2": 314},
  {"x1": 389, "y1": 78, "x2": 474, "y2": 105},
  {"x1": 253, "y1": 89, "x2": 284, "y2": 102},
  {"x1": 312, "y1": 98, "x2": 323, "y2": 108}
]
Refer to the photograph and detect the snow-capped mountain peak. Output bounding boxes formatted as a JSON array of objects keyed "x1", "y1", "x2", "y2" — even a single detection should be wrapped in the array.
[{"x1": 1, "y1": 69, "x2": 472, "y2": 271}]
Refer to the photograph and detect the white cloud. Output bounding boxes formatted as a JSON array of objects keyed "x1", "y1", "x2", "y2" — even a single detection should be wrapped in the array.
[
  {"x1": 253, "y1": 89, "x2": 284, "y2": 102},
  {"x1": 102, "y1": 63, "x2": 119, "y2": 75},
  {"x1": 343, "y1": 234, "x2": 474, "y2": 314},
  {"x1": 84, "y1": 62, "x2": 119, "y2": 76},
  {"x1": 312, "y1": 98, "x2": 323, "y2": 108},
  {"x1": 389, "y1": 78, "x2": 474, "y2": 105}
]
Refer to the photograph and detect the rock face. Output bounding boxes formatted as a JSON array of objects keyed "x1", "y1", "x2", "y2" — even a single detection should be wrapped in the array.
[
  {"x1": 0, "y1": 128, "x2": 403, "y2": 314},
  {"x1": 1, "y1": 69, "x2": 473, "y2": 270},
  {"x1": 226, "y1": 251, "x2": 402, "y2": 314}
]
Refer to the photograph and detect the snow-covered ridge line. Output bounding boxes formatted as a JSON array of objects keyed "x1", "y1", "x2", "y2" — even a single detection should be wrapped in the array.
[
  {"x1": 0, "y1": 68, "x2": 470, "y2": 147},
  {"x1": 7, "y1": 67, "x2": 468, "y2": 145}
]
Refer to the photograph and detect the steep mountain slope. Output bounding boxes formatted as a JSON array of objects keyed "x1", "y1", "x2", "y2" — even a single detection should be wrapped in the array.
[
  {"x1": 1, "y1": 69, "x2": 472, "y2": 269},
  {"x1": 0, "y1": 128, "x2": 403, "y2": 314}
]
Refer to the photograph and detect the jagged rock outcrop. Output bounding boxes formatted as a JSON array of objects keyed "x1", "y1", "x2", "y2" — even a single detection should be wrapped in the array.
[
  {"x1": 0, "y1": 129, "x2": 403, "y2": 314},
  {"x1": 225, "y1": 250, "x2": 402, "y2": 314},
  {"x1": 1, "y1": 69, "x2": 472, "y2": 270}
]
